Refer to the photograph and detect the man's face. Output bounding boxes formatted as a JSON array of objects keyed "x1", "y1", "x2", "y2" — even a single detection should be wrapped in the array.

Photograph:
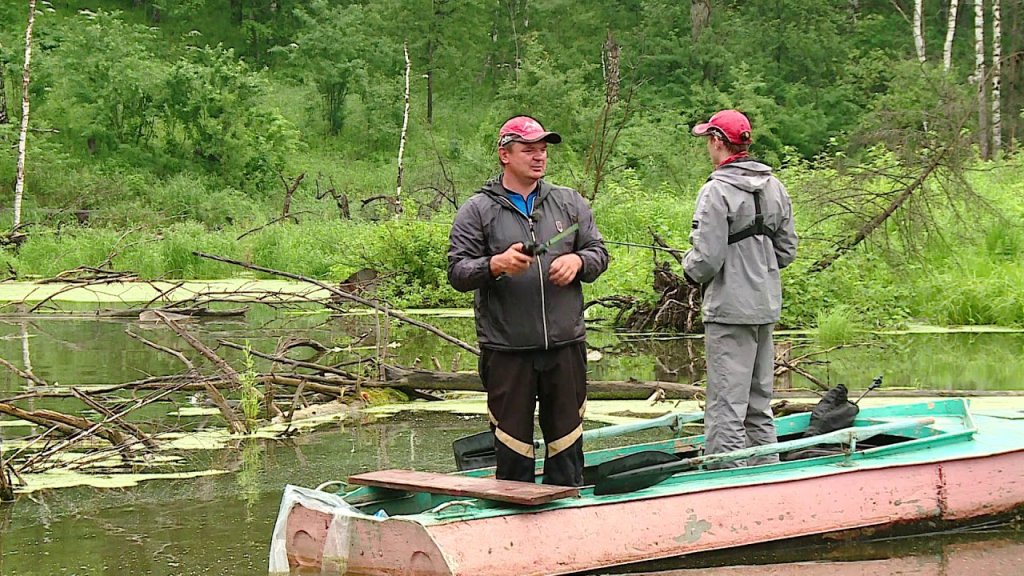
[{"x1": 500, "y1": 141, "x2": 548, "y2": 182}]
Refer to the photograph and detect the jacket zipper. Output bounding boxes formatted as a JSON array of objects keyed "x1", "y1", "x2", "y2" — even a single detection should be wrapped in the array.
[
  {"x1": 529, "y1": 217, "x2": 549, "y2": 349},
  {"x1": 497, "y1": 195, "x2": 550, "y2": 350}
]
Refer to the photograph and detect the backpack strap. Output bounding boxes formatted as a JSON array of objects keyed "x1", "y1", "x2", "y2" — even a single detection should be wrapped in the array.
[{"x1": 727, "y1": 190, "x2": 775, "y2": 245}]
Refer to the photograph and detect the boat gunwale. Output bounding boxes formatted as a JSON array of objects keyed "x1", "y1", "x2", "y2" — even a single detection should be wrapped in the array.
[{"x1": 342, "y1": 399, "x2": 989, "y2": 522}]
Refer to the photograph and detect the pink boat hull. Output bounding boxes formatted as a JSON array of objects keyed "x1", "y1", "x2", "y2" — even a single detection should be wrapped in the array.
[
  {"x1": 630, "y1": 537, "x2": 1024, "y2": 576},
  {"x1": 281, "y1": 450, "x2": 1024, "y2": 575}
]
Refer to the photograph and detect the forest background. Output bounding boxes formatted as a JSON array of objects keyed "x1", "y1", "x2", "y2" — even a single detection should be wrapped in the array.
[{"x1": 0, "y1": 0, "x2": 1021, "y2": 331}]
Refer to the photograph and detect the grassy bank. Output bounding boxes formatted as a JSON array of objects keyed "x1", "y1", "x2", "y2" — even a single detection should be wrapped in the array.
[{"x1": 1, "y1": 153, "x2": 1020, "y2": 330}]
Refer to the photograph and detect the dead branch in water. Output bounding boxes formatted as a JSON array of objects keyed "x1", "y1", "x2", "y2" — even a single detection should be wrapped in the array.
[
  {"x1": 0, "y1": 402, "x2": 125, "y2": 447},
  {"x1": 218, "y1": 339, "x2": 358, "y2": 380},
  {"x1": 193, "y1": 251, "x2": 481, "y2": 355},
  {"x1": 153, "y1": 311, "x2": 245, "y2": 434},
  {"x1": 70, "y1": 387, "x2": 158, "y2": 450},
  {"x1": 592, "y1": 233, "x2": 702, "y2": 333}
]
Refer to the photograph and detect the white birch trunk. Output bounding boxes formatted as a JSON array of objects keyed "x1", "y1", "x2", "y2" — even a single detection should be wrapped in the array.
[
  {"x1": 974, "y1": 0, "x2": 989, "y2": 159},
  {"x1": 990, "y1": 0, "x2": 1002, "y2": 152},
  {"x1": 20, "y1": 321, "x2": 33, "y2": 387},
  {"x1": 0, "y1": 53, "x2": 8, "y2": 124},
  {"x1": 14, "y1": 0, "x2": 38, "y2": 232},
  {"x1": 914, "y1": 0, "x2": 926, "y2": 62},
  {"x1": 394, "y1": 42, "x2": 411, "y2": 216},
  {"x1": 944, "y1": 0, "x2": 960, "y2": 71}
]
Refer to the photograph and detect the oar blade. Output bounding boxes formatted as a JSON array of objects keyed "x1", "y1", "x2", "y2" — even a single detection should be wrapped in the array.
[
  {"x1": 593, "y1": 451, "x2": 680, "y2": 496},
  {"x1": 452, "y1": 430, "x2": 497, "y2": 471}
]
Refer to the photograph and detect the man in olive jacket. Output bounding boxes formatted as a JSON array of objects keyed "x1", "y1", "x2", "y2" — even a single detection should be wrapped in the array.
[
  {"x1": 684, "y1": 110, "x2": 798, "y2": 468},
  {"x1": 448, "y1": 115, "x2": 609, "y2": 486}
]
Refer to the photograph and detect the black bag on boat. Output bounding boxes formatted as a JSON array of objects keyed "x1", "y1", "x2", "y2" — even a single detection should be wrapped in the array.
[{"x1": 802, "y1": 384, "x2": 859, "y2": 437}]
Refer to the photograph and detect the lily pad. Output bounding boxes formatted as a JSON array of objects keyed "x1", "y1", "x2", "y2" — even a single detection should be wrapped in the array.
[
  {"x1": 0, "y1": 279, "x2": 331, "y2": 304},
  {"x1": 15, "y1": 468, "x2": 228, "y2": 493},
  {"x1": 872, "y1": 324, "x2": 1024, "y2": 335},
  {"x1": 169, "y1": 406, "x2": 222, "y2": 417}
]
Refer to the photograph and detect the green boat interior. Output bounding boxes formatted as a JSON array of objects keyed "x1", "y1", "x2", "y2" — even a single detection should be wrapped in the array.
[{"x1": 340, "y1": 399, "x2": 973, "y2": 518}]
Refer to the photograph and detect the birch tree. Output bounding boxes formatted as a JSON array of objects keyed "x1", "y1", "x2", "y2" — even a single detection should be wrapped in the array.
[
  {"x1": 13, "y1": 0, "x2": 38, "y2": 235},
  {"x1": 943, "y1": 0, "x2": 960, "y2": 71},
  {"x1": 974, "y1": 0, "x2": 989, "y2": 159},
  {"x1": 0, "y1": 61, "x2": 8, "y2": 125},
  {"x1": 0, "y1": 40, "x2": 8, "y2": 124},
  {"x1": 990, "y1": 0, "x2": 1002, "y2": 152},
  {"x1": 395, "y1": 42, "x2": 410, "y2": 216},
  {"x1": 913, "y1": 0, "x2": 926, "y2": 62}
]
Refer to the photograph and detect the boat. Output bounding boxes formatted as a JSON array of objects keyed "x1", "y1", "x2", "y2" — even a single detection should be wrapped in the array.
[{"x1": 268, "y1": 398, "x2": 1024, "y2": 576}]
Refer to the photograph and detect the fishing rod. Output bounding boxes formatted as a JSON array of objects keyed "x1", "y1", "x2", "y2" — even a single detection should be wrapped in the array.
[{"x1": 604, "y1": 240, "x2": 685, "y2": 254}]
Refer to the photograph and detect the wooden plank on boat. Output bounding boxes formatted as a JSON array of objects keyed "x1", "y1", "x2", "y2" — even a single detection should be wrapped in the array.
[{"x1": 347, "y1": 469, "x2": 578, "y2": 506}]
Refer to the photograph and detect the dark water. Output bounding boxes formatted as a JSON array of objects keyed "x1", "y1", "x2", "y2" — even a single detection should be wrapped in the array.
[
  {"x1": 603, "y1": 531, "x2": 1024, "y2": 575},
  {"x1": 1, "y1": 309, "x2": 1022, "y2": 575},
  {"x1": 0, "y1": 309, "x2": 1022, "y2": 390}
]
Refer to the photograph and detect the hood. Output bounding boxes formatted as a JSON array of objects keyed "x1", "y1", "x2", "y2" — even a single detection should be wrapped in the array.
[
  {"x1": 480, "y1": 174, "x2": 504, "y2": 198},
  {"x1": 708, "y1": 159, "x2": 773, "y2": 193}
]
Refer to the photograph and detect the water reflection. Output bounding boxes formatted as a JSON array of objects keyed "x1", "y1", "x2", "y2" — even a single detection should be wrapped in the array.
[
  {"x1": 1, "y1": 310, "x2": 1022, "y2": 394},
  {"x1": 602, "y1": 532, "x2": 1024, "y2": 576}
]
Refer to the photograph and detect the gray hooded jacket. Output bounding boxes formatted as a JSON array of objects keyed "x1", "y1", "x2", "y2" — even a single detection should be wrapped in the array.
[
  {"x1": 683, "y1": 159, "x2": 798, "y2": 325},
  {"x1": 448, "y1": 177, "x2": 609, "y2": 351}
]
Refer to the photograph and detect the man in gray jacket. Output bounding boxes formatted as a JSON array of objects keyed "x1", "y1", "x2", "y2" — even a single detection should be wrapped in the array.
[
  {"x1": 684, "y1": 110, "x2": 798, "y2": 468},
  {"x1": 448, "y1": 115, "x2": 609, "y2": 486}
]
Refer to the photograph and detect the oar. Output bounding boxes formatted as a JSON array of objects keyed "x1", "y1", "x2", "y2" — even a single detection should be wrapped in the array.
[
  {"x1": 453, "y1": 411, "x2": 705, "y2": 471},
  {"x1": 593, "y1": 417, "x2": 935, "y2": 496}
]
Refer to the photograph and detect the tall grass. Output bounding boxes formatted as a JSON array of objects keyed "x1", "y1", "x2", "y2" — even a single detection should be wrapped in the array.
[
  {"x1": 815, "y1": 306, "x2": 861, "y2": 346},
  {"x1": 238, "y1": 342, "x2": 262, "y2": 433}
]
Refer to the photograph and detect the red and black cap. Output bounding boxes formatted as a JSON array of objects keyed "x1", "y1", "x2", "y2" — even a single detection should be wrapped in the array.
[
  {"x1": 498, "y1": 116, "x2": 562, "y2": 147},
  {"x1": 692, "y1": 109, "x2": 752, "y2": 145}
]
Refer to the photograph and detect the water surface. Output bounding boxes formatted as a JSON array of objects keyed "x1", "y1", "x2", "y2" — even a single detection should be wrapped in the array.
[{"x1": 1, "y1": 309, "x2": 1022, "y2": 575}]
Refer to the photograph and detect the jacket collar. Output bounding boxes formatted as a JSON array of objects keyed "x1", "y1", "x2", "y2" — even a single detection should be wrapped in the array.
[{"x1": 481, "y1": 175, "x2": 550, "y2": 207}]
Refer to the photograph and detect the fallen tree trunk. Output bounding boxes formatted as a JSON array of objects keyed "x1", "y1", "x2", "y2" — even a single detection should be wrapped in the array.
[{"x1": 0, "y1": 402, "x2": 125, "y2": 445}]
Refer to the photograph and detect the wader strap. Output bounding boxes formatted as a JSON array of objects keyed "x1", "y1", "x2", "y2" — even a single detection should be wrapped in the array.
[{"x1": 728, "y1": 190, "x2": 774, "y2": 245}]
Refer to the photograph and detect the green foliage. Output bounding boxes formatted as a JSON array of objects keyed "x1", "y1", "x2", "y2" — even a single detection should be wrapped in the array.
[
  {"x1": 14, "y1": 228, "x2": 124, "y2": 277},
  {"x1": 586, "y1": 174, "x2": 693, "y2": 300},
  {"x1": 153, "y1": 222, "x2": 241, "y2": 279},
  {"x1": 163, "y1": 44, "x2": 300, "y2": 190},
  {"x1": 984, "y1": 223, "x2": 1023, "y2": 262},
  {"x1": 0, "y1": 0, "x2": 1023, "y2": 332},
  {"x1": 913, "y1": 254, "x2": 1024, "y2": 327},
  {"x1": 139, "y1": 174, "x2": 261, "y2": 227},
  {"x1": 235, "y1": 439, "x2": 264, "y2": 520},
  {"x1": 24, "y1": 9, "x2": 298, "y2": 195},
  {"x1": 289, "y1": 1, "x2": 398, "y2": 136},
  {"x1": 492, "y1": 34, "x2": 601, "y2": 150},
  {"x1": 358, "y1": 218, "x2": 465, "y2": 308},
  {"x1": 248, "y1": 220, "x2": 350, "y2": 279},
  {"x1": 238, "y1": 341, "x2": 262, "y2": 433},
  {"x1": 815, "y1": 306, "x2": 861, "y2": 346}
]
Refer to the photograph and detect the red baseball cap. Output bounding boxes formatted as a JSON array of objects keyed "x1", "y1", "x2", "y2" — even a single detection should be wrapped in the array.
[
  {"x1": 692, "y1": 109, "x2": 752, "y2": 145},
  {"x1": 498, "y1": 116, "x2": 562, "y2": 147}
]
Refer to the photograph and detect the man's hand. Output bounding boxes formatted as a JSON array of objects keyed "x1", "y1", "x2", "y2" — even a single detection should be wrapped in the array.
[
  {"x1": 549, "y1": 253, "x2": 583, "y2": 286},
  {"x1": 490, "y1": 243, "x2": 534, "y2": 277}
]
